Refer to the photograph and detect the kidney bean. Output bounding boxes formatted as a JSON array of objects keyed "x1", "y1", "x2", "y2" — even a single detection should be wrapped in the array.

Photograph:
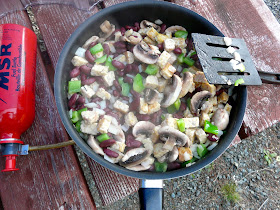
[
  {"x1": 190, "y1": 54, "x2": 198, "y2": 61},
  {"x1": 131, "y1": 63, "x2": 139, "y2": 73},
  {"x1": 106, "y1": 100, "x2": 110, "y2": 107},
  {"x1": 85, "y1": 50, "x2": 96, "y2": 63},
  {"x1": 120, "y1": 27, "x2": 126, "y2": 35},
  {"x1": 114, "y1": 29, "x2": 121, "y2": 33},
  {"x1": 103, "y1": 148, "x2": 119, "y2": 158},
  {"x1": 117, "y1": 70, "x2": 125, "y2": 77},
  {"x1": 116, "y1": 48, "x2": 127, "y2": 54},
  {"x1": 132, "y1": 27, "x2": 138, "y2": 32},
  {"x1": 126, "y1": 138, "x2": 142, "y2": 148},
  {"x1": 194, "y1": 60, "x2": 202, "y2": 69},
  {"x1": 125, "y1": 25, "x2": 133, "y2": 30},
  {"x1": 173, "y1": 112, "x2": 184, "y2": 119},
  {"x1": 130, "y1": 97, "x2": 140, "y2": 111},
  {"x1": 104, "y1": 108, "x2": 110, "y2": 112},
  {"x1": 180, "y1": 102, "x2": 187, "y2": 112},
  {"x1": 130, "y1": 89, "x2": 140, "y2": 98},
  {"x1": 77, "y1": 96, "x2": 85, "y2": 104},
  {"x1": 121, "y1": 96, "x2": 129, "y2": 101},
  {"x1": 167, "y1": 162, "x2": 181, "y2": 171},
  {"x1": 103, "y1": 43, "x2": 110, "y2": 55},
  {"x1": 81, "y1": 73, "x2": 87, "y2": 82},
  {"x1": 70, "y1": 67, "x2": 80, "y2": 78},
  {"x1": 75, "y1": 104, "x2": 85, "y2": 110},
  {"x1": 68, "y1": 93, "x2": 79, "y2": 108},
  {"x1": 86, "y1": 63, "x2": 93, "y2": 68},
  {"x1": 80, "y1": 65, "x2": 91, "y2": 75},
  {"x1": 134, "y1": 22, "x2": 140, "y2": 31},
  {"x1": 95, "y1": 76, "x2": 105, "y2": 84},
  {"x1": 148, "y1": 164, "x2": 155, "y2": 172},
  {"x1": 186, "y1": 38, "x2": 194, "y2": 52},
  {"x1": 174, "y1": 71, "x2": 180, "y2": 76},
  {"x1": 113, "y1": 90, "x2": 120, "y2": 97},
  {"x1": 136, "y1": 114, "x2": 150, "y2": 121},
  {"x1": 124, "y1": 76, "x2": 133, "y2": 84},
  {"x1": 173, "y1": 47, "x2": 182, "y2": 55},
  {"x1": 157, "y1": 43, "x2": 164, "y2": 51},
  {"x1": 216, "y1": 88, "x2": 226, "y2": 96},
  {"x1": 124, "y1": 64, "x2": 132, "y2": 73},
  {"x1": 160, "y1": 24, "x2": 167, "y2": 33},
  {"x1": 99, "y1": 139, "x2": 116, "y2": 148},
  {"x1": 112, "y1": 60, "x2": 125, "y2": 70},
  {"x1": 114, "y1": 41, "x2": 126, "y2": 49},
  {"x1": 207, "y1": 133, "x2": 219, "y2": 142},
  {"x1": 88, "y1": 41, "x2": 98, "y2": 49},
  {"x1": 82, "y1": 77, "x2": 96, "y2": 85},
  {"x1": 91, "y1": 97, "x2": 102, "y2": 103},
  {"x1": 113, "y1": 80, "x2": 122, "y2": 92},
  {"x1": 127, "y1": 44, "x2": 134, "y2": 52},
  {"x1": 106, "y1": 111, "x2": 121, "y2": 123}
]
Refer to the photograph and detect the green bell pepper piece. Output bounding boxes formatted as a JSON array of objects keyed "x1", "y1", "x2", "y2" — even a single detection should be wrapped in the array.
[
  {"x1": 105, "y1": 56, "x2": 117, "y2": 71},
  {"x1": 204, "y1": 120, "x2": 219, "y2": 135},
  {"x1": 118, "y1": 77, "x2": 124, "y2": 85},
  {"x1": 77, "y1": 107, "x2": 88, "y2": 120},
  {"x1": 95, "y1": 54, "x2": 107, "y2": 64},
  {"x1": 186, "y1": 98, "x2": 191, "y2": 110},
  {"x1": 174, "y1": 30, "x2": 188, "y2": 39},
  {"x1": 155, "y1": 161, "x2": 168, "y2": 172},
  {"x1": 97, "y1": 133, "x2": 110, "y2": 142},
  {"x1": 68, "y1": 80, "x2": 81, "y2": 94},
  {"x1": 89, "y1": 43, "x2": 103, "y2": 55},
  {"x1": 71, "y1": 111, "x2": 79, "y2": 123},
  {"x1": 177, "y1": 53, "x2": 185, "y2": 63},
  {"x1": 161, "y1": 114, "x2": 166, "y2": 121},
  {"x1": 183, "y1": 57, "x2": 195, "y2": 67},
  {"x1": 181, "y1": 157, "x2": 198, "y2": 167},
  {"x1": 174, "y1": 99, "x2": 181, "y2": 110},
  {"x1": 75, "y1": 121, "x2": 82, "y2": 132},
  {"x1": 182, "y1": 68, "x2": 190, "y2": 74},
  {"x1": 133, "y1": 73, "x2": 145, "y2": 93},
  {"x1": 177, "y1": 119, "x2": 185, "y2": 132},
  {"x1": 197, "y1": 144, "x2": 208, "y2": 158},
  {"x1": 121, "y1": 83, "x2": 130, "y2": 96},
  {"x1": 234, "y1": 78, "x2": 245, "y2": 86},
  {"x1": 167, "y1": 105, "x2": 177, "y2": 114},
  {"x1": 145, "y1": 64, "x2": 159, "y2": 75}
]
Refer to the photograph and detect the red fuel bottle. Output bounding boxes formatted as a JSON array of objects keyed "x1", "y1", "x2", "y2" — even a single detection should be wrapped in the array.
[{"x1": 0, "y1": 24, "x2": 37, "y2": 172}]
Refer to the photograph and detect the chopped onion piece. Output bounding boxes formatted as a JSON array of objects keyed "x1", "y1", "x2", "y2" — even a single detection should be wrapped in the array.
[
  {"x1": 75, "y1": 47, "x2": 86, "y2": 58},
  {"x1": 207, "y1": 142, "x2": 218, "y2": 151},
  {"x1": 223, "y1": 37, "x2": 232, "y2": 46},
  {"x1": 138, "y1": 64, "x2": 143, "y2": 73},
  {"x1": 93, "y1": 108, "x2": 105, "y2": 115},
  {"x1": 104, "y1": 154, "x2": 114, "y2": 163},
  {"x1": 127, "y1": 74, "x2": 134, "y2": 78},
  {"x1": 154, "y1": 19, "x2": 163, "y2": 25},
  {"x1": 85, "y1": 102, "x2": 98, "y2": 108},
  {"x1": 111, "y1": 117, "x2": 119, "y2": 126},
  {"x1": 226, "y1": 46, "x2": 236, "y2": 54},
  {"x1": 233, "y1": 52, "x2": 241, "y2": 62},
  {"x1": 217, "y1": 130, "x2": 223, "y2": 137},
  {"x1": 99, "y1": 100, "x2": 106, "y2": 109},
  {"x1": 121, "y1": 124, "x2": 130, "y2": 132},
  {"x1": 204, "y1": 139, "x2": 211, "y2": 147},
  {"x1": 108, "y1": 124, "x2": 119, "y2": 135},
  {"x1": 193, "y1": 151, "x2": 201, "y2": 159},
  {"x1": 85, "y1": 97, "x2": 89, "y2": 104},
  {"x1": 69, "y1": 109, "x2": 73, "y2": 118},
  {"x1": 90, "y1": 82, "x2": 99, "y2": 92},
  {"x1": 218, "y1": 104, "x2": 225, "y2": 109}
]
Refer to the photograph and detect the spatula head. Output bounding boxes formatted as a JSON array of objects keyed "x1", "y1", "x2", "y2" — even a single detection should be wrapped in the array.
[{"x1": 192, "y1": 33, "x2": 262, "y2": 85}]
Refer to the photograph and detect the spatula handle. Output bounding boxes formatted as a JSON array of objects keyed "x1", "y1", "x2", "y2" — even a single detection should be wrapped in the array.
[{"x1": 258, "y1": 71, "x2": 280, "y2": 85}]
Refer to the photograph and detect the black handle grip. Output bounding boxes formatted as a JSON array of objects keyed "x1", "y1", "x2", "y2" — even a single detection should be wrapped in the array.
[{"x1": 139, "y1": 188, "x2": 163, "y2": 210}]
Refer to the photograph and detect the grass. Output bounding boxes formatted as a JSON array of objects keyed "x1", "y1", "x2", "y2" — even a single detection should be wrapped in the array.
[
  {"x1": 221, "y1": 182, "x2": 241, "y2": 203},
  {"x1": 263, "y1": 149, "x2": 277, "y2": 165}
]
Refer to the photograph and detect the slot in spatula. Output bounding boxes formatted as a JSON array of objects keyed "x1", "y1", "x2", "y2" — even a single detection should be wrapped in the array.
[{"x1": 191, "y1": 33, "x2": 280, "y2": 85}]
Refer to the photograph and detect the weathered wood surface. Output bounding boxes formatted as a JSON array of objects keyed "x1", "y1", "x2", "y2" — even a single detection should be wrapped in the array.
[
  {"x1": 30, "y1": 3, "x2": 139, "y2": 205},
  {"x1": 0, "y1": 2, "x2": 96, "y2": 209}
]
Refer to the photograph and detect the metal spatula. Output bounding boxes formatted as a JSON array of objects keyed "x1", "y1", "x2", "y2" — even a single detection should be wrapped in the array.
[{"x1": 191, "y1": 33, "x2": 280, "y2": 85}]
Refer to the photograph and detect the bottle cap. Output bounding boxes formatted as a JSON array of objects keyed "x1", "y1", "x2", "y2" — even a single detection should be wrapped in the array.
[{"x1": 2, "y1": 155, "x2": 19, "y2": 172}]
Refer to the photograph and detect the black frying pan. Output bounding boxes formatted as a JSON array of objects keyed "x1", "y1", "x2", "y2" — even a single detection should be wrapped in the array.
[{"x1": 54, "y1": 1, "x2": 247, "y2": 209}]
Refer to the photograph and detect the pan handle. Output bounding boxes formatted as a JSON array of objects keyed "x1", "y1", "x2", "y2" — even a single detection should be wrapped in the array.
[
  {"x1": 258, "y1": 71, "x2": 280, "y2": 85},
  {"x1": 139, "y1": 179, "x2": 163, "y2": 210}
]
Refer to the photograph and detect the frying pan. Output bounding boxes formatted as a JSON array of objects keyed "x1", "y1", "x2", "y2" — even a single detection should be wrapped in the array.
[{"x1": 54, "y1": 1, "x2": 247, "y2": 209}]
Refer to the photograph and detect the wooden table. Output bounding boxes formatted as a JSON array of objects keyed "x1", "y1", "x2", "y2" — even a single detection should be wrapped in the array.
[{"x1": 0, "y1": 0, "x2": 279, "y2": 208}]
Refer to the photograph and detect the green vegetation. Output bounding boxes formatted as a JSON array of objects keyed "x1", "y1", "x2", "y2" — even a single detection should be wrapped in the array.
[{"x1": 221, "y1": 182, "x2": 241, "y2": 203}]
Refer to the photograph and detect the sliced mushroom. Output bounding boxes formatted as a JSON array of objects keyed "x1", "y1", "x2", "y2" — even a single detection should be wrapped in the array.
[
  {"x1": 179, "y1": 72, "x2": 194, "y2": 98},
  {"x1": 140, "y1": 20, "x2": 160, "y2": 32},
  {"x1": 126, "y1": 164, "x2": 151, "y2": 171},
  {"x1": 161, "y1": 75, "x2": 182, "y2": 108},
  {"x1": 87, "y1": 135, "x2": 104, "y2": 156},
  {"x1": 153, "y1": 143, "x2": 169, "y2": 158},
  {"x1": 120, "y1": 148, "x2": 149, "y2": 167},
  {"x1": 165, "y1": 25, "x2": 187, "y2": 37},
  {"x1": 133, "y1": 121, "x2": 156, "y2": 137},
  {"x1": 113, "y1": 125, "x2": 125, "y2": 143},
  {"x1": 133, "y1": 41, "x2": 159, "y2": 64},
  {"x1": 157, "y1": 146, "x2": 178, "y2": 163},
  {"x1": 123, "y1": 31, "x2": 143, "y2": 45},
  {"x1": 211, "y1": 108, "x2": 229, "y2": 130},
  {"x1": 99, "y1": 20, "x2": 115, "y2": 39},
  {"x1": 159, "y1": 126, "x2": 191, "y2": 151},
  {"x1": 190, "y1": 91, "x2": 212, "y2": 114},
  {"x1": 144, "y1": 88, "x2": 159, "y2": 104}
]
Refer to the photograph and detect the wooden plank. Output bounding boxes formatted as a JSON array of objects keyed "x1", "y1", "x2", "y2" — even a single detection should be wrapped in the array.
[
  {"x1": 31, "y1": 3, "x2": 139, "y2": 205},
  {"x1": 173, "y1": 0, "x2": 280, "y2": 137},
  {"x1": 0, "y1": 7, "x2": 96, "y2": 210}
]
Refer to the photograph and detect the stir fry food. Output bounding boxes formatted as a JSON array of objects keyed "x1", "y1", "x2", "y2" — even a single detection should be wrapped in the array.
[{"x1": 67, "y1": 19, "x2": 234, "y2": 172}]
